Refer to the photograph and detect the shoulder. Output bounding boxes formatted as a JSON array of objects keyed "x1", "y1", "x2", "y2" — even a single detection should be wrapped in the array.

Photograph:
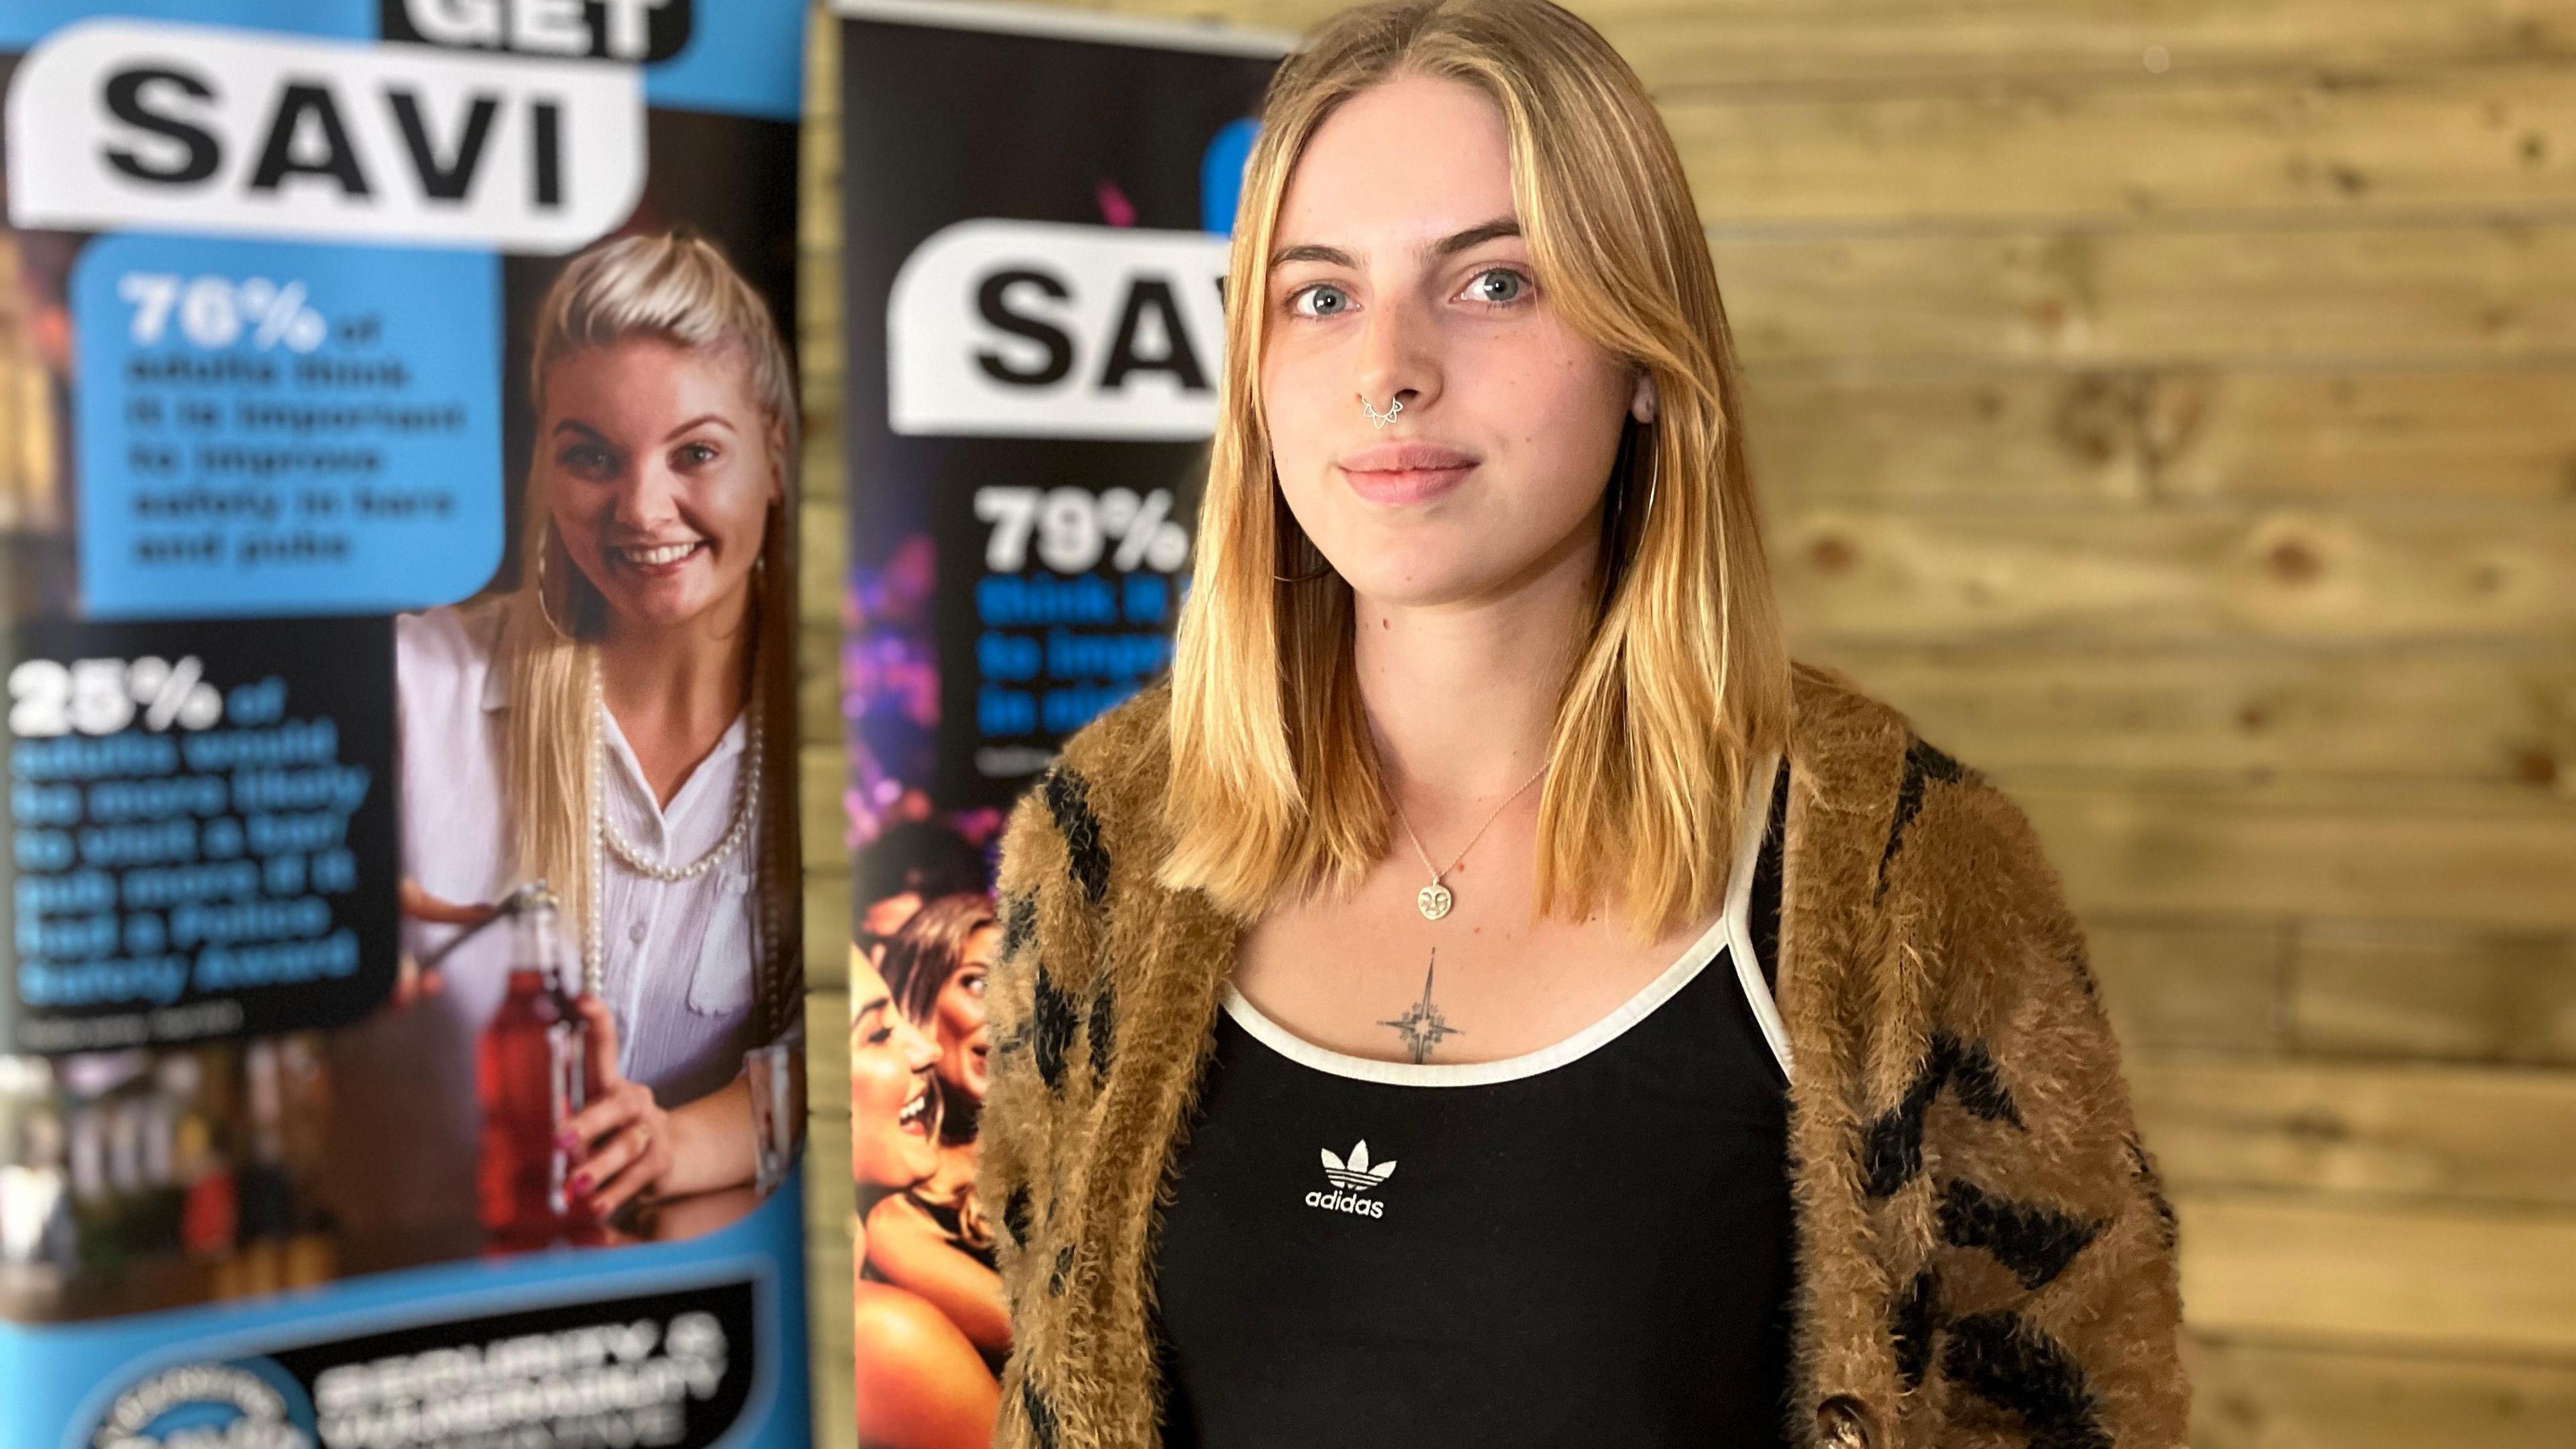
[
  {"x1": 1788, "y1": 655, "x2": 2020, "y2": 844},
  {"x1": 1053, "y1": 676, "x2": 1176, "y2": 811},
  {"x1": 395, "y1": 600, "x2": 506, "y2": 708},
  {"x1": 1790, "y1": 662, "x2": 2097, "y2": 1077},
  {"x1": 993, "y1": 676, "x2": 1173, "y2": 900},
  {"x1": 1786, "y1": 656, "x2": 2068, "y2": 949}
]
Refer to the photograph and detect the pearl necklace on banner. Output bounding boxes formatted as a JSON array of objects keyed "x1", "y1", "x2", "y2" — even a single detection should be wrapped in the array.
[{"x1": 583, "y1": 655, "x2": 762, "y2": 995}]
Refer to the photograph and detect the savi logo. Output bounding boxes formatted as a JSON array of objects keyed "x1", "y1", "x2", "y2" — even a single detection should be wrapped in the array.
[
  {"x1": 1305, "y1": 1138, "x2": 1396, "y2": 1219},
  {"x1": 382, "y1": 0, "x2": 696, "y2": 65},
  {"x1": 89, "y1": 1360, "x2": 316, "y2": 1449},
  {"x1": 888, "y1": 219, "x2": 1231, "y2": 441},
  {"x1": 4, "y1": 20, "x2": 644, "y2": 253}
]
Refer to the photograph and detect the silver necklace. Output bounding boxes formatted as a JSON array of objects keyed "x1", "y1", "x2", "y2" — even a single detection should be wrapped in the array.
[
  {"x1": 585, "y1": 657, "x2": 761, "y2": 986},
  {"x1": 1375, "y1": 731, "x2": 1549, "y2": 920}
]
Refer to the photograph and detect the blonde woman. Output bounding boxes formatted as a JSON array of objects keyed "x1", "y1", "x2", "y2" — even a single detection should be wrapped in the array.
[
  {"x1": 971, "y1": 3, "x2": 2190, "y2": 1448},
  {"x1": 340, "y1": 231, "x2": 801, "y2": 1244}
]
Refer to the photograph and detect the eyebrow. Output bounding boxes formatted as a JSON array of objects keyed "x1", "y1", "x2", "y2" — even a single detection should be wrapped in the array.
[
  {"x1": 1269, "y1": 215, "x2": 1522, "y2": 271},
  {"x1": 663, "y1": 414, "x2": 736, "y2": 442},
  {"x1": 549, "y1": 415, "x2": 739, "y2": 447}
]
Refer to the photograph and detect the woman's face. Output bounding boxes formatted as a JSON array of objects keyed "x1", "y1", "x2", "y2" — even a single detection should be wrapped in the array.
[
  {"x1": 849, "y1": 948, "x2": 941, "y2": 1189},
  {"x1": 1261, "y1": 73, "x2": 1650, "y2": 611},
  {"x1": 931, "y1": 925, "x2": 998, "y2": 1107},
  {"x1": 539, "y1": 337, "x2": 778, "y2": 635}
]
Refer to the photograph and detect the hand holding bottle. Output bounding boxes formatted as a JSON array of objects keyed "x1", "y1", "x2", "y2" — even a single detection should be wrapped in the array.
[{"x1": 561, "y1": 997, "x2": 676, "y2": 1218}]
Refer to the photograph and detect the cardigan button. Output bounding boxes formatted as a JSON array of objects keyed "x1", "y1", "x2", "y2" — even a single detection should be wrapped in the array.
[{"x1": 1818, "y1": 1395, "x2": 1874, "y2": 1449}]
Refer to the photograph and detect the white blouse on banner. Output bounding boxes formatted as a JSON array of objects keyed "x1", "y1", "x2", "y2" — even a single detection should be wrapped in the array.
[{"x1": 323, "y1": 601, "x2": 772, "y2": 1239}]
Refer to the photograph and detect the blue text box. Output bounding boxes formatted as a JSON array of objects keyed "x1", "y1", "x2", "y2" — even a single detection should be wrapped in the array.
[{"x1": 73, "y1": 233, "x2": 504, "y2": 619}]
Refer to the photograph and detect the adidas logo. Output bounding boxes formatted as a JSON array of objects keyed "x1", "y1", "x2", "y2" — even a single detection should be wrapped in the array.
[{"x1": 1305, "y1": 1139, "x2": 1395, "y2": 1219}]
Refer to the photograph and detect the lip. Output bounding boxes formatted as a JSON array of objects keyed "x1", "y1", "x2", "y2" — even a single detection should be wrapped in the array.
[
  {"x1": 1339, "y1": 441, "x2": 1477, "y2": 473},
  {"x1": 1336, "y1": 443, "x2": 1479, "y2": 506},
  {"x1": 608, "y1": 539, "x2": 706, "y2": 576},
  {"x1": 895, "y1": 1077, "x2": 931, "y2": 1136},
  {"x1": 1339, "y1": 461, "x2": 1476, "y2": 506}
]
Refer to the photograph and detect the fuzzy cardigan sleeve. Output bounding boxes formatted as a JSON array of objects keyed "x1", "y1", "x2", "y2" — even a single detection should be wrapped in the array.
[
  {"x1": 1870, "y1": 751, "x2": 2192, "y2": 1448},
  {"x1": 971, "y1": 763, "x2": 1110, "y2": 1449},
  {"x1": 973, "y1": 782, "x2": 1056, "y2": 1326}
]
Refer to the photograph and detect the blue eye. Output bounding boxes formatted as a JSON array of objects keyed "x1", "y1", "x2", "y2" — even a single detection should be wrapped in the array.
[
  {"x1": 1466, "y1": 268, "x2": 1529, "y2": 305},
  {"x1": 1289, "y1": 282, "x2": 1350, "y2": 318}
]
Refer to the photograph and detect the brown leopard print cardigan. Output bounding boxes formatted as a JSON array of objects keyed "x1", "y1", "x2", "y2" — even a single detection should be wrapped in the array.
[{"x1": 969, "y1": 661, "x2": 2190, "y2": 1449}]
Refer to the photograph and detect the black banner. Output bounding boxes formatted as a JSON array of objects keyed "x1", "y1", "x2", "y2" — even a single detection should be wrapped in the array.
[
  {"x1": 837, "y1": 9, "x2": 1287, "y2": 824},
  {"x1": 2, "y1": 614, "x2": 396, "y2": 1054},
  {"x1": 85, "y1": 1276, "x2": 761, "y2": 1449}
]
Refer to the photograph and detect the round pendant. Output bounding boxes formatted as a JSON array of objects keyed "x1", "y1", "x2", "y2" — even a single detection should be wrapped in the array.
[{"x1": 1417, "y1": 882, "x2": 1454, "y2": 920}]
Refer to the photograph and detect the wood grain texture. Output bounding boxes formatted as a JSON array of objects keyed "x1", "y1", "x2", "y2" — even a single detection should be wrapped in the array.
[
  {"x1": 2176, "y1": 1192, "x2": 2576, "y2": 1356},
  {"x1": 1667, "y1": 63, "x2": 2576, "y2": 227},
  {"x1": 2182, "y1": 1333, "x2": 2576, "y2": 1449},
  {"x1": 800, "y1": 742, "x2": 853, "y2": 873},
  {"x1": 1774, "y1": 506, "x2": 2576, "y2": 645},
  {"x1": 2140, "y1": 367, "x2": 2576, "y2": 504},
  {"x1": 2084, "y1": 913, "x2": 2576, "y2": 1067},
  {"x1": 2015, "y1": 780, "x2": 2576, "y2": 926},
  {"x1": 799, "y1": 623, "x2": 843, "y2": 747},
  {"x1": 1716, "y1": 224, "x2": 2576, "y2": 366},
  {"x1": 802, "y1": 11, "x2": 858, "y2": 1448},
  {"x1": 810, "y1": 983, "x2": 851, "y2": 1128},
  {"x1": 1750, "y1": 368, "x2": 2148, "y2": 503},
  {"x1": 804, "y1": 873, "x2": 853, "y2": 996},
  {"x1": 1034, "y1": 0, "x2": 2576, "y2": 87},
  {"x1": 1798, "y1": 641, "x2": 2576, "y2": 788},
  {"x1": 2134, "y1": 1057, "x2": 2576, "y2": 1208},
  {"x1": 2292, "y1": 920, "x2": 2576, "y2": 1066},
  {"x1": 2086, "y1": 917, "x2": 2290, "y2": 1054},
  {"x1": 1748, "y1": 367, "x2": 2576, "y2": 505}
]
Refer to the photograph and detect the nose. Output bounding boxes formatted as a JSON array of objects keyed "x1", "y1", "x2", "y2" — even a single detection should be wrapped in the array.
[
  {"x1": 894, "y1": 1010, "x2": 939, "y2": 1071},
  {"x1": 608, "y1": 451, "x2": 684, "y2": 531},
  {"x1": 1352, "y1": 288, "x2": 1439, "y2": 423}
]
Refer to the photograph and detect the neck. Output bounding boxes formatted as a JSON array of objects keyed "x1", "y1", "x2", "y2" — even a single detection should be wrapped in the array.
[
  {"x1": 1349, "y1": 524, "x2": 1597, "y2": 831},
  {"x1": 595, "y1": 586, "x2": 757, "y2": 737}
]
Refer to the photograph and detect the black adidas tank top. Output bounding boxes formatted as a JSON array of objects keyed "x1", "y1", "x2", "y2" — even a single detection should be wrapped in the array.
[{"x1": 1148, "y1": 755, "x2": 1796, "y2": 1449}]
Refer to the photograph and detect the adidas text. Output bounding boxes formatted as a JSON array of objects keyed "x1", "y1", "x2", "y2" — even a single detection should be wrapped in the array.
[{"x1": 1304, "y1": 1188, "x2": 1386, "y2": 1218}]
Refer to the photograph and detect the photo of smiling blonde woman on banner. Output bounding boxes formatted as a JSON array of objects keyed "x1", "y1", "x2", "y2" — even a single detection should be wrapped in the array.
[{"x1": 328, "y1": 230, "x2": 806, "y2": 1265}]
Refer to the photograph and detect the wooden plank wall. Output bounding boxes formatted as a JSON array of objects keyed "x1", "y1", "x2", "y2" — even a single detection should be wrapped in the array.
[
  {"x1": 804, "y1": 3, "x2": 2576, "y2": 1445},
  {"x1": 800, "y1": 7, "x2": 857, "y2": 1443}
]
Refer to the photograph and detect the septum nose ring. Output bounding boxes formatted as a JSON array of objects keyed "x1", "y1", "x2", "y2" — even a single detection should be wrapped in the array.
[{"x1": 1361, "y1": 394, "x2": 1403, "y2": 429}]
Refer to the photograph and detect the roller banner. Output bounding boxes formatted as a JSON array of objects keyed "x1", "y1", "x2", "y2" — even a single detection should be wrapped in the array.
[
  {"x1": 0, "y1": 7, "x2": 814, "y2": 1449},
  {"x1": 830, "y1": 2, "x2": 1289, "y2": 1443}
]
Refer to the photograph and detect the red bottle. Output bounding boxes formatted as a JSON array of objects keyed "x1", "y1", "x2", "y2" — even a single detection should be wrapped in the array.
[{"x1": 475, "y1": 888, "x2": 587, "y2": 1252}]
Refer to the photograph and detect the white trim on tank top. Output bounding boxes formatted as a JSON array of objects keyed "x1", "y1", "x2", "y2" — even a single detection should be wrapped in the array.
[{"x1": 1221, "y1": 747, "x2": 1793, "y2": 1087}]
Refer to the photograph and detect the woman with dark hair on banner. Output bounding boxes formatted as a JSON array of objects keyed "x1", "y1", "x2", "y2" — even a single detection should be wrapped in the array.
[
  {"x1": 973, "y1": 3, "x2": 2189, "y2": 1448},
  {"x1": 851, "y1": 945, "x2": 998, "y2": 1449},
  {"x1": 854, "y1": 820, "x2": 991, "y2": 969},
  {"x1": 865, "y1": 894, "x2": 1009, "y2": 1368},
  {"x1": 343, "y1": 229, "x2": 804, "y2": 1249}
]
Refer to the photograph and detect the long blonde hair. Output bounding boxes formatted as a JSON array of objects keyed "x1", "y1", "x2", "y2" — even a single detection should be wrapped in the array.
[
  {"x1": 1160, "y1": 0, "x2": 1791, "y2": 948},
  {"x1": 500, "y1": 231, "x2": 802, "y2": 1034}
]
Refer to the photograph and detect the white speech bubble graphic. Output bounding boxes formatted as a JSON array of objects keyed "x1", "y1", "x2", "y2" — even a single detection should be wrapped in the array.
[{"x1": 888, "y1": 218, "x2": 1234, "y2": 440}]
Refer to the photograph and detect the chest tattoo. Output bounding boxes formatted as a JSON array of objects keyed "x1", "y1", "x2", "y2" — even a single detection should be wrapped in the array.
[{"x1": 1377, "y1": 949, "x2": 1464, "y2": 1063}]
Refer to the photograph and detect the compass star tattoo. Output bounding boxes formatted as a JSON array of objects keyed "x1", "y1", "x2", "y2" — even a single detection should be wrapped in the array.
[{"x1": 1379, "y1": 949, "x2": 1464, "y2": 1063}]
